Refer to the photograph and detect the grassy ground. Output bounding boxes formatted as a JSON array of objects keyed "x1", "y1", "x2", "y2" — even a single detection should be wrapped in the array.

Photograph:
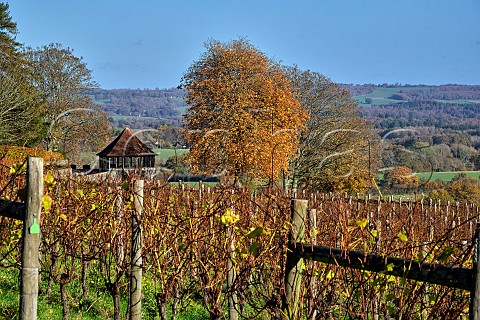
[
  {"x1": 0, "y1": 267, "x2": 115, "y2": 319},
  {"x1": 354, "y1": 86, "x2": 432, "y2": 105},
  {"x1": 415, "y1": 170, "x2": 480, "y2": 181},
  {"x1": 110, "y1": 115, "x2": 158, "y2": 120},
  {"x1": 354, "y1": 86, "x2": 480, "y2": 106},
  {"x1": 377, "y1": 170, "x2": 480, "y2": 182},
  {"x1": 432, "y1": 99, "x2": 480, "y2": 104},
  {"x1": 0, "y1": 267, "x2": 209, "y2": 320},
  {"x1": 153, "y1": 148, "x2": 189, "y2": 163}
]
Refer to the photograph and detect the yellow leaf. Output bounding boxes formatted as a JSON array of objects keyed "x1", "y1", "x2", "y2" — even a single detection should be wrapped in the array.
[
  {"x1": 326, "y1": 270, "x2": 335, "y2": 279},
  {"x1": 356, "y1": 218, "x2": 368, "y2": 229},
  {"x1": 44, "y1": 172, "x2": 55, "y2": 186},
  {"x1": 397, "y1": 231, "x2": 408, "y2": 242},
  {"x1": 42, "y1": 195, "x2": 52, "y2": 212},
  {"x1": 221, "y1": 208, "x2": 239, "y2": 226}
]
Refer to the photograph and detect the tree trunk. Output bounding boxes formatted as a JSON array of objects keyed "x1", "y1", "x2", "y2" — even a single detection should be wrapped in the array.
[
  {"x1": 114, "y1": 291, "x2": 121, "y2": 320},
  {"x1": 46, "y1": 246, "x2": 59, "y2": 297},
  {"x1": 60, "y1": 280, "x2": 69, "y2": 320},
  {"x1": 171, "y1": 287, "x2": 180, "y2": 320},
  {"x1": 81, "y1": 258, "x2": 89, "y2": 300},
  {"x1": 107, "y1": 282, "x2": 121, "y2": 320},
  {"x1": 156, "y1": 293, "x2": 168, "y2": 320},
  {"x1": 209, "y1": 306, "x2": 223, "y2": 320}
]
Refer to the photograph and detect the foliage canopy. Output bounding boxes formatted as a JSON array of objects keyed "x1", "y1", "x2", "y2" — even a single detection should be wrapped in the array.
[
  {"x1": 26, "y1": 43, "x2": 111, "y2": 163},
  {"x1": 0, "y1": 3, "x2": 44, "y2": 146},
  {"x1": 182, "y1": 39, "x2": 307, "y2": 184},
  {"x1": 287, "y1": 67, "x2": 378, "y2": 194}
]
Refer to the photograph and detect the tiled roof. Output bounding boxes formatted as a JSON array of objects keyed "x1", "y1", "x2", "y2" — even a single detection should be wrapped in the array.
[{"x1": 97, "y1": 128, "x2": 156, "y2": 157}]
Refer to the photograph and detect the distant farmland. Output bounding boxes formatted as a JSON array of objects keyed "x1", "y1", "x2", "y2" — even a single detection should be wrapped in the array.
[
  {"x1": 351, "y1": 85, "x2": 480, "y2": 106},
  {"x1": 153, "y1": 147, "x2": 189, "y2": 163},
  {"x1": 415, "y1": 170, "x2": 480, "y2": 182},
  {"x1": 377, "y1": 170, "x2": 480, "y2": 182},
  {"x1": 353, "y1": 86, "x2": 432, "y2": 105}
]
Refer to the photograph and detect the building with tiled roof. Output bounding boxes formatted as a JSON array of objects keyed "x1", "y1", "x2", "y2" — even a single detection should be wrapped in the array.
[{"x1": 97, "y1": 128, "x2": 156, "y2": 172}]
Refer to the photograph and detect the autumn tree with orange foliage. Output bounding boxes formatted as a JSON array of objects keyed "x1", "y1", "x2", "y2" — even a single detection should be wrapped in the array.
[
  {"x1": 447, "y1": 173, "x2": 480, "y2": 205},
  {"x1": 383, "y1": 165, "x2": 419, "y2": 190},
  {"x1": 181, "y1": 39, "x2": 307, "y2": 185}
]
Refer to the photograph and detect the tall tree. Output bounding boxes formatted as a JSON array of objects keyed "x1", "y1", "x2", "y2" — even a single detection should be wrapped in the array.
[
  {"x1": 26, "y1": 43, "x2": 111, "y2": 163},
  {"x1": 0, "y1": 2, "x2": 19, "y2": 60},
  {"x1": 287, "y1": 67, "x2": 378, "y2": 193},
  {"x1": 0, "y1": 3, "x2": 44, "y2": 146},
  {"x1": 181, "y1": 39, "x2": 307, "y2": 184},
  {"x1": 0, "y1": 60, "x2": 44, "y2": 146}
]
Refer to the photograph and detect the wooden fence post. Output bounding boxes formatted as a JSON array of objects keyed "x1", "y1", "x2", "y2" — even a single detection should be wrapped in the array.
[
  {"x1": 19, "y1": 157, "x2": 43, "y2": 320},
  {"x1": 283, "y1": 199, "x2": 308, "y2": 320},
  {"x1": 227, "y1": 227, "x2": 238, "y2": 320},
  {"x1": 308, "y1": 208, "x2": 317, "y2": 320},
  {"x1": 470, "y1": 222, "x2": 480, "y2": 320},
  {"x1": 130, "y1": 180, "x2": 143, "y2": 320}
]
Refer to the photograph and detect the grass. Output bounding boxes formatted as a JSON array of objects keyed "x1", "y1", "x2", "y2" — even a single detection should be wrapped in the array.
[
  {"x1": 0, "y1": 267, "x2": 127, "y2": 320},
  {"x1": 377, "y1": 170, "x2": 480, "y2": 182},
  {"x1": 92, "y1": 99, "x2": 111, "y2": 104},
  {"x1": 110, "y1": 115, "x2": 158, "y2": 120},
  {"x1": 432, "y1": 99, "x2": 480, "y2": 104},
  {"x1": 354, "y1": 86, "x2": 432, "y2": 106},
  {"x1": 415, "y1": 170, "x2": 480, "y2": 182},
  {"x1": 168, "y1": 181, "x2": 218, "y2": 188},
  {"x1": 0, "y1": 266, "x2": 209, "y2": 320},
  {"x1": 354, "y1": 86, "x2": 480, "y2": 106},
  {"x1": 153, "y1": 148, "x2": 189, "y2": 163}
]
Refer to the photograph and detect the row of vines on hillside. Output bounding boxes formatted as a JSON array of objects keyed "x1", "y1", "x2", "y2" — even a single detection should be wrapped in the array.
[
  {"x1": 0, "y1": 165, "x2": 478, "y2": 319},
  {"x1": 303, "y1": 193, "x2": 476, "y2": 319}
]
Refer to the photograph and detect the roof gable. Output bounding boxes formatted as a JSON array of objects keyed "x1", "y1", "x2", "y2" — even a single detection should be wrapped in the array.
[{"x1": 97, "y1": 128, "x2": 156, "y2": 157}]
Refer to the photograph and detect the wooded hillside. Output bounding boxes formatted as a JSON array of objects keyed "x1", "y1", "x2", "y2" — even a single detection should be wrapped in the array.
[
  {"x1": 90, "y1": 84, "x2": 480, "y2": 173},
  {"x1": 91, "y1": 84, "x2": 480, "y2": 132}
]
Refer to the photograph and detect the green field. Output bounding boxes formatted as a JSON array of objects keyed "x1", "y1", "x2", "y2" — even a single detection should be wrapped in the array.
[
  {"x1": 377, "y1": 170, "x2": 480, "y2": 182},
  {"x1": 109, "y1": 115, "x2": 158, "y2": 120},
  {"x1": 354, "y1": 86, "x2": 433, "y2": 106},
  {"x1": 354, "y1": 87, "x2": 425, "y2": 105},
  {"x1": 353, "y1": 86, "x2": 480, "y2": 106},
  {"x1": 153, "y1": 147, "x2": 189, "y2": 163},
  {"x1": 432, "y1": 99, "x2": 480, "y2": 104},
  {"x1": 415, "y1": 170, "x2": 480, "y2": 182},
  {"x1": 92, "y1": 98, "x2": 111, "y2": 104}
]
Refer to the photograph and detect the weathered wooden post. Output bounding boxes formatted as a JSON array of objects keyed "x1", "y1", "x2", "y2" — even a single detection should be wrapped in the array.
[
  {"x1": 470, "y1": 222, "x2": 480, "y2": 320},
  {"x1": 130, "y1": 180, "x2": 143, "y2": 320},
  {"x1": 283, "y1": 199, "x2": 308, "y2": 320},
  {"x1": 20, "y1": 157, "x2": 43, "y2": 320},
  {"x1": 308, "y1": 208, "x2": 317, "y2": 320},
  {"x1": 227, "y1": 227, "x2": 238, "y2": 320}
]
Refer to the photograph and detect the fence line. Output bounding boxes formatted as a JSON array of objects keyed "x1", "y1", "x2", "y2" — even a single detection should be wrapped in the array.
[
  {"x1": 2, "y1": 168, "x2": 479, "y2": 319},
  {"x1": 284, "y1": 198, "x2": 479, "y2": 320}
]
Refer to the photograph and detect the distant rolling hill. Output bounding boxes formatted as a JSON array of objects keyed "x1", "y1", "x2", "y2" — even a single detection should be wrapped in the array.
[
  {"x1": 342, "y1": 84, "x2": 480, "y2": 106},
  {"x1": 90, "y1": 84, "x2": 480, "y2": 131},
  {"x1": 89, "y1": 88, "x2": 187, "y2": 129}
]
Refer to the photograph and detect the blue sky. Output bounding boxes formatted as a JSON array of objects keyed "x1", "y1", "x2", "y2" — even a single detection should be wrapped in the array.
[{"x1": 9, "y1": 0, "x2": 480, "y2": 89}]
